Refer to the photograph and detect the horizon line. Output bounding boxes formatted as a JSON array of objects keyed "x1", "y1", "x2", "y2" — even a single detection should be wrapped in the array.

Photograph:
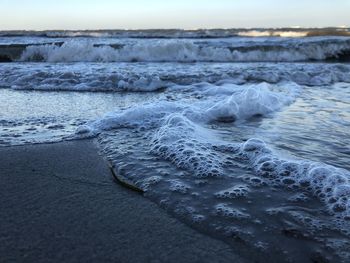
[{"x1": 1, "y1": 26, "x2": 349, "y2": 32}]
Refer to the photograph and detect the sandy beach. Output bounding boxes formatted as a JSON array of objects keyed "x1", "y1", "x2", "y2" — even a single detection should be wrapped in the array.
[{"x1": 0, "y1": 139, "x2": 246, "y2": 263}]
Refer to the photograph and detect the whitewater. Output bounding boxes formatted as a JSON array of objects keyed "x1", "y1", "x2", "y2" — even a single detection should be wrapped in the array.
[{"x1": 1, "y1": 29, "x2": 350, "y2": 262}]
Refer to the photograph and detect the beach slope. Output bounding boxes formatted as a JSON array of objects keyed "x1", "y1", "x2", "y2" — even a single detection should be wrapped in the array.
[{"x1": 0, "y1": 140, "x2": 245, "y2": 263}]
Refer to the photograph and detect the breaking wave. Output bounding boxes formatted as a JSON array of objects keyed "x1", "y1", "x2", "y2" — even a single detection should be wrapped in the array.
[
  {"x1": 1, "y1": 62, "x2": 350, "y2": 91},
  {"x1": 12, "y1": 38, "x2": 350, "y2": 63}
]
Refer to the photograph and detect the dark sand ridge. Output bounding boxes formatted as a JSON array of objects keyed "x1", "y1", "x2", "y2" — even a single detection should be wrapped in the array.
[{"x1": 0, "y1": 139, "x2": 246, "y2": 263}]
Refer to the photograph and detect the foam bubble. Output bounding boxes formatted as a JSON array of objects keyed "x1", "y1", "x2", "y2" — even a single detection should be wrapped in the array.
[
  {"x1": 215, "y1": 184, "x2": 251, "y2": 199},
  {"x1": 191, "y1": 214, "x2": 206, "y2": 223},
  {"x1": 85, "y1": 101, "x2": 181, "y2": 136},
  {"x1": 139, "y1": 176, "x2": 162, "y2": 191},
  {"x1": 215, "y1": 203, "x2": 251, "y2": 219},
  {"x1": 150, "y1": 113, "x2": 223, "y2": 178},
  {"x1": 169, "y1": 179, "x2": 191, "y2": 194},
  {"x1": 238, "y1": 138, "x2": 350, "y2": 220}
]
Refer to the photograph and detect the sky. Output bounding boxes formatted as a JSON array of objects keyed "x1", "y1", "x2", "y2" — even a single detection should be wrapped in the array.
[{"x1": 0, "y1": 0, "x2": 349, "y2": 30}]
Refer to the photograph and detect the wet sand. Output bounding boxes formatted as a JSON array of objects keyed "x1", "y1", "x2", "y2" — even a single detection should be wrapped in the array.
[{"x1": 0, "y1": 140, "x2": 246, "y2": 263}]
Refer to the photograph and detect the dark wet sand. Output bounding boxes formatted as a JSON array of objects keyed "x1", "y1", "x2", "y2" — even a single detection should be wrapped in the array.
[{"x1": 0, "y1": 140, "x2": 246, "y2": 263}]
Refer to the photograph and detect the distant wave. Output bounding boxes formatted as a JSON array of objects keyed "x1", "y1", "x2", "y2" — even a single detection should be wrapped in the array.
[
  {"x1": 0, "y1": 28, "x2": 349, "y2": 39},
  {"x1": 237, "y1": 30, "x2": 308, "y2": 37},
  {"x1": 13, "y1": 38, "x2": 350, "y2": 63},
  {"x1": 237, "y1": 29, "x2": 350, "y2": 38}
]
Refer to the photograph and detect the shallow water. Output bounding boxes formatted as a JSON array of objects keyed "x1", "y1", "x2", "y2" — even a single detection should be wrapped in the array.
[
  {"x1": 93, "y1": 81, "x2": 350, "y2": 262},
  {"x1": 1, "y1": 32, "x2": 350, "y2": 262},
  {"x1": 0, "y1": 88, "x2": 160, "y2": 146}
]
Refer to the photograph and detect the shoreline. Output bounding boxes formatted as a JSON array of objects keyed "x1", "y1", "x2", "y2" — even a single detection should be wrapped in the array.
[{"x1": 0, "y1": 139, "x2": 245, "y2": 262}]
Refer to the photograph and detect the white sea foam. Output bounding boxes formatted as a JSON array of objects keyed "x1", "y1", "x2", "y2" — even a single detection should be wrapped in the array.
[
  {"x1": 202, "y1": 82, "x2": 298, "y2": 123},
  {"x1": 77, "y1": 82, "x2": 298, "y2": 181},
  {"x1": 79, "y1": 101, "x2": 181, "y2": 136},
  {"x1": 79, "y1": 80, "x2": 350, "y2": 225},
  {"x1": 2, "y1": 63, "x2": 349, "y2": 92},
  {"x1": 19, "y1": 38, "x2": 350, "y2": 63},
  {"x1": 146, "y1": 83, "x2": 298, "y2": 178},
  {"x1": 150, "y1": 113, "x2": 223, "y2": 178},
  {"x1": 215, "y1": 203, "x2": 251, "y2": 219},
  {"x1": 215, "y1": 184, "x2": 251, "y2": 199},
  {"x1": 238, "y1": 138, "x2": 350, "y2": 220},
  {"x1": 150, "y1": 115, "x2": 350, "y2": 222},
  {"x1": 237, "y1": 30, "x2": 308, "y2": 38},
  {"x1": 81, "y1": 82, "x2": 298, "y2": 134}
]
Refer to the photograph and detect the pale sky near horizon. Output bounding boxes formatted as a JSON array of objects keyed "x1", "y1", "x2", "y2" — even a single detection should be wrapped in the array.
[{"x1": 0, "y1": 0, "x2": 349, "y2": 30}]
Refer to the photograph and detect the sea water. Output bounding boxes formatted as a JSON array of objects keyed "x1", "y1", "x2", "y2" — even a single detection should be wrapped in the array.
[{"x1": 1, "y1": 29, "x2": 350, "y2": 262}]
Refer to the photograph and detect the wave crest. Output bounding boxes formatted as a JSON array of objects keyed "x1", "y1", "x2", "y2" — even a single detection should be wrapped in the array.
[{"x1": 19, "y1": 39, "x2": 350, "y2": 63}]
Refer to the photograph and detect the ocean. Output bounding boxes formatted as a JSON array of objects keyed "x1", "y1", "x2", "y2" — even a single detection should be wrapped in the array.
[{"x1": 1, "y1": 28, "x2": 350, "y2": 262}]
